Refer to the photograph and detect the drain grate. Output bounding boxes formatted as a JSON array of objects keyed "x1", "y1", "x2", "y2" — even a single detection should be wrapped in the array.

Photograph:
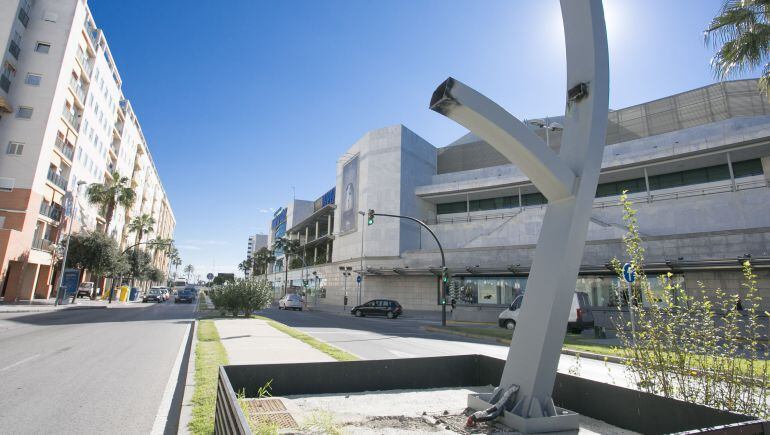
[{"x1": 242, "y1": 398, "x2": 298, "y2": 429}]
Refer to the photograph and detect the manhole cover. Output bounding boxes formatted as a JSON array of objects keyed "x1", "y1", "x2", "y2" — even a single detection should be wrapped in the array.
[
  {"x1": 242, "y1": 398, "x2": 298, "y2": 429},
  {"x1": 245, "y1": 398, "x2": 286, "y2": 413}
]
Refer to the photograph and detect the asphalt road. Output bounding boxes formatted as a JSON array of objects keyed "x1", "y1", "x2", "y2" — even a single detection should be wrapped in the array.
[
  {"x1": 260, "y1": 307, "x2": 630, "y2": 387},
  {"x1": 0, "y1": 299, "x2": 195, "y2": 435}
]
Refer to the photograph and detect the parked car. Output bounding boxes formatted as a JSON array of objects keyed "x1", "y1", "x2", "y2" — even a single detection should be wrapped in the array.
[
  {"x1": 76, "y1": 282, "x2": 95, "y2": 298},
  {"x1": 351, "y1": 299, "x2": 402, "y2": 319},
  {"x1": 143, "y1": 289, "x2": 164, "y2": 303},
  {"x1": 175, "y1": 290, "x2": 194, "y2": 304},
  {"x1": 498, "y1": 291, "x2": 594, "y2": 333},
  {"x1": 278, "y1": 294, "x2": 304, "y2": 311}
]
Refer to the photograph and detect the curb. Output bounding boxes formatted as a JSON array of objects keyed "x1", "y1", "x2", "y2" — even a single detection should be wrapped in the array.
[
  {"x1": 177, "y1": 319, "x2": 198, "y2": 434},
  {"x1": 0, "y1": 304, "x2": 108, "y2": 314},
  {"x1": 422, "y1": 325, "x2": 627, "y2": 365}
]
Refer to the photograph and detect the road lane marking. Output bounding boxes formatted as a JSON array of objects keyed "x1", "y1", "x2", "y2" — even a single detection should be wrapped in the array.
[
  {"x1": 0, "y1": 354, "x2": 40, "y2": 372},
  {"x1": 151, "y1": 323, "x2": 191, "y2": 435}
]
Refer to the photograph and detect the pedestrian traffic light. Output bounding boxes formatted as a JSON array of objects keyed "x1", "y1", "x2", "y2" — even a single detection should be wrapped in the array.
[
  {"x1": 442, "y1": 267, "x2": 450, "y2": 283},
  {"x1": 367, "y1": 209, "x2": 375, "y2": 225}
]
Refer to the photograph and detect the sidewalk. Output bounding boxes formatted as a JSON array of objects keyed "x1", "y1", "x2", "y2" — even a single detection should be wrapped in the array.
[
  {"x1": 0, "y1": 297, "x2": 147, "y2": 313},
  {"x1": 214, "y1": 318, "x2": 335, "y2": 365}
]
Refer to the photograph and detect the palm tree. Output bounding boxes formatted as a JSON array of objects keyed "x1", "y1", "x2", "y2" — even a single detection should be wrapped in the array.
[
  {"x1": 706, "y1": 1, "x2": 770, "y2": 96},
  {"x1": 86, "y1": 170, "x2": 136, "y2": 235},
  {"x1": 252, "y1": 247, "x2": 275, "y2": 277},
  {"x1": 169, "y1": 250, "x2": 182, "y2": 280},
  {"x1": 272, "y1": 237, "x2": 301, "y2": 296},
  {"x1": 238, "y1": 259, "x2": 252, "y2": 277},
  {"x1": 127, "y1": 214, "x2": 156, "y2": 245},
  {"x1": 183, "y1": 264, "x2": 194, "y2": 282}
]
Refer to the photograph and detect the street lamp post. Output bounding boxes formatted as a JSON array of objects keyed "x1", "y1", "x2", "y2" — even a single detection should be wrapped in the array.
[
  {"x1": 357, "y1": 211, "x2": 365, "y2": 306},
  {"x1": 527, "y1": 119, "x2": 564, "y2": 149},
  {"x1": 55, "y1": 181, "x2": 86, "y2": 306},
  {"x1": 367, "y1": 211, "x2": 448, "y2": 326}
]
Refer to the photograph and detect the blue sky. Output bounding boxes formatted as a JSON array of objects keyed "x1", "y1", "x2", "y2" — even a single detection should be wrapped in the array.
[{"x1": 89, "y1": 0, "x2": 743, "y2": 278}]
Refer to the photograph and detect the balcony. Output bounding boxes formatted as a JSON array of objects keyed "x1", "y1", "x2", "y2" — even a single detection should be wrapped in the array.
[
  {"x1": 47, "y1": 168, "x2": 68, "y2": 191},
  {"x1": 69, "y1": 77, "x2": 87, "y2": 104},
  {"x1": 32, "y1": 238, "x2": 52, "y2": 251},
  {"x1": 114, "y1": 120, "x2": 124, "y2": 133},
  {"x1": 54, "y1": 136, "x2": 75, "y2": 161},
  {"x1": 39, "y1": 202, "x2": 62, "y2": 221},
  {"x1": 8, "y1": 40, "x2": 20, "y2": 60},
  {"x1": 61, "y1": 107, "x2": 81, "y2": 130},
  {"x1": 76, "y1": 49, "x2": 93, "y2": 76}
]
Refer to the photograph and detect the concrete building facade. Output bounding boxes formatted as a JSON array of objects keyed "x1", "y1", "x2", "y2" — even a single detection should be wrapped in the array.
[
  {"x1": 264, "y1": 80, "x2": 770, "y2": 323},
  {"x1": 0, "y1": 0, "x2": 175, "y2": 301}
]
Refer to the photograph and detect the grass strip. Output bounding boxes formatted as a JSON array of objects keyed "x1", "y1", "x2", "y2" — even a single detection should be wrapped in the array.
[
  {"x1": 189, "y1": 320, "x2": 229, "y2": 435},
  {"x1": 254, "y1": 315, "x2": 359, "y2": 361}
]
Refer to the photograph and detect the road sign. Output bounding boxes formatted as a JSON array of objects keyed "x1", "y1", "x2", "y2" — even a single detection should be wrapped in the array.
[
  {"x1": 207, "y1": 273, "x2": 214, "y2": 280},
  {"x1": 356, "y1": 275, "x2": 362, "y2": 283},
  {"x1": 62, "y1": 269, "x2": 80, "y2": 302},
  {"x1": 622, "y1": 263, "x2": 636, "y2": 283}
]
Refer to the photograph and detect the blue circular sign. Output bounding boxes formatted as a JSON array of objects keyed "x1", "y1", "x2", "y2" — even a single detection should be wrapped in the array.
[
  {"x1": 622, "y1": 263, "x2": 636, "y2": 283},
  {"x1": 356, "y1": 275, "x2": 362, "y2": 283}
]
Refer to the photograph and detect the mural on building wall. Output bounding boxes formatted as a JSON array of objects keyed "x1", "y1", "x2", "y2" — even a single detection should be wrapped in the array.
[{"x1": 340, "y1": 155, "x2": 359, "y2": 233}]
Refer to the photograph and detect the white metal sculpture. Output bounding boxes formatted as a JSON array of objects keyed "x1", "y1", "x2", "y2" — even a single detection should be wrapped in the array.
[{"x1": 430, "y1": 0, "x2": 609, "y2": 432}]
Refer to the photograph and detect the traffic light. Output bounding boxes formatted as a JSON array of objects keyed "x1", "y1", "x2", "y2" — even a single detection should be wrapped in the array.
[
  {"x1": 442, "y1": 267, "x2": 450, "y2": 283},
  {"x1": 367, "y1": 209, "x2": 375, "y2": 225}
]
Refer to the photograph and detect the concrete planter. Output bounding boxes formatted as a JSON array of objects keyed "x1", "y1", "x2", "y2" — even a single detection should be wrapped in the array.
[{"x1": 215, "y1": 354, "x2": 766, "y2": 434}]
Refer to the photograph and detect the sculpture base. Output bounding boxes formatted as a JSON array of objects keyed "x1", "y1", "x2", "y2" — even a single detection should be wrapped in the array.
[{"x1": 468, "y1": 393, "x2": 579, "y2": 434}]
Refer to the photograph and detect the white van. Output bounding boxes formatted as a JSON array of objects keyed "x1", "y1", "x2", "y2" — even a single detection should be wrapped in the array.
[{"x1": 498, "y1": 291, "x2": 594, "y2": 333}]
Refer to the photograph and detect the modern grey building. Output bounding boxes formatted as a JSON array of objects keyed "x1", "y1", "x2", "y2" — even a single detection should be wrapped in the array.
[
  {"x1": 264, "y1": 79, "x2": 770, "y2": 323},
  {"x1": 244, "y1": 233, "x2": 267, "y2": 279}
]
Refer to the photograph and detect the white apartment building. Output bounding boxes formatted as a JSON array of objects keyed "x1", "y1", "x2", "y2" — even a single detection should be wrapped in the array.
[{"x1": 0, "y1": 0, "x2": 175, "y2": 301}]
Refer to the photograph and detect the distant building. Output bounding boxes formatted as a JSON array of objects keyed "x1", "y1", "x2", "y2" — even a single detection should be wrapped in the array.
[
  {"x1": 244, "y1": 233, "x2": 267, "y2": 278},
  {"x1": 0, "y1": 0, "x2": 175, "y2": 301},
  {"x1": 264, "y1": 80, "x2": 770, "y2": 324}
]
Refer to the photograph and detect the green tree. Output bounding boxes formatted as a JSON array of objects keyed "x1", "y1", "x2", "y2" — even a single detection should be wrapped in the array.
[
  {"x1": 126, "y1": 249, "x2": 153, "y2": 283},
  {"x1": 66, "y1": 231, "x2": 123, "y2": 298},
  {"x1": 127, "y1": 213, "x2": 156, "y2": 245},
  {"x1": 272, "y1": 237, "x2": 301, "y2": 296},
  {"x1": 146, "y1": 267, "x2": 164, "y2": 284},
  {"x1": 167, "y1": 247, "x2": 182, "y2": 279},
  {"x1": 706, "y1": 0, "x2": 770, "y2": 96},
  {"x1": 85, "y1": 170, "x2": 136, "y2": 235}
]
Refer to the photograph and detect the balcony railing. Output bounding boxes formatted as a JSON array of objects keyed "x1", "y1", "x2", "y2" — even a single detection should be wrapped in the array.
[
  {"x1": 47, "y1": 168, "x2": 68, "y2": 190},
  {"x1": 8, "y1": 40, "x2": 20, "y2": 60},
  {"x1": 114, "y1": 121, "x2": 124, "y2": 133},
  {"x1": 0, "y1": 74, "x2": 10, "y2": 93},
  {"x1": 62, "y1": 108, "x2": 81, "y2": 130},
  {"x1": 54, "y1": 136, "x2": 75, "y2": 161},
  {"x1": 76, "y1": 50, "x2": 93, "y2": 76},
  {"x1": 69, "y1": 77, "x2": 87, "y2": 103},
  {"x1": 39, "y1": 202, "x2": 62, "y2": 221},
  {"x1": 32, "y1": 238, "x2": 52, "y2": 251}
]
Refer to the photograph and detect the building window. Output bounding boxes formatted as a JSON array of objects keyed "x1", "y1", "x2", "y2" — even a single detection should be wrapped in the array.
[
  {"x1": 25, "y1": 73, "x2": 41, "y2": 86},
  {"x1": 16, "y1": 106, "x2": 33, "y2": 119},
  {"x1": 43, "y1": 11, "x2": 58, "y2": 23},
  {"x1": 35, "y1": 42, "x2": 51, "y2": 54},
  {"x1": 6, "y1": 142, "x2": 24, "y2": 155},
  {"x1": 17, "y1": 1, "x2": 31, "y2": 28}
]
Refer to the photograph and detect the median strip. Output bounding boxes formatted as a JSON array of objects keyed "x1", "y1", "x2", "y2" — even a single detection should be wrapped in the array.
[
  {"x1": 255, "y1": 315, "x2": 360, "y2": 361},
  {"x1": 189, "y1": 319, "x2": 229, "y2": 435}
]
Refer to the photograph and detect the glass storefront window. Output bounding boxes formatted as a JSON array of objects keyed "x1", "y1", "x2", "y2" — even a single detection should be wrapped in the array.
[{"x1": 448, "y1": 276, "x2": 527, "y2": 306}]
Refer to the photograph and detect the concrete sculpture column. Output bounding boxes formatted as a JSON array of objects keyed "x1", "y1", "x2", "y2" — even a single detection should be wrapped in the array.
[{"x1": 430, "y1": 0, "x2": 608, "y2": 432}]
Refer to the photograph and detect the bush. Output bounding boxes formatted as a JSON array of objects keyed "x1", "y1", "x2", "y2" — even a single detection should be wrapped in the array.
[
  {"x1": 612, "y1": 191, "x2": 769, "y2": 418},
  {"x1": 209, "y1": 278, "x2": 273, "y2": 317}
]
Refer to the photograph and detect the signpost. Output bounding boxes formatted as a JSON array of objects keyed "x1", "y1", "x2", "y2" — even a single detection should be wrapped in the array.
[
  {"x1": 207, "y1": 273, "x2": 214, "y2": 281},
  {"x1": 622, "y1": 262, "x2": 637, "y2": 343}
]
